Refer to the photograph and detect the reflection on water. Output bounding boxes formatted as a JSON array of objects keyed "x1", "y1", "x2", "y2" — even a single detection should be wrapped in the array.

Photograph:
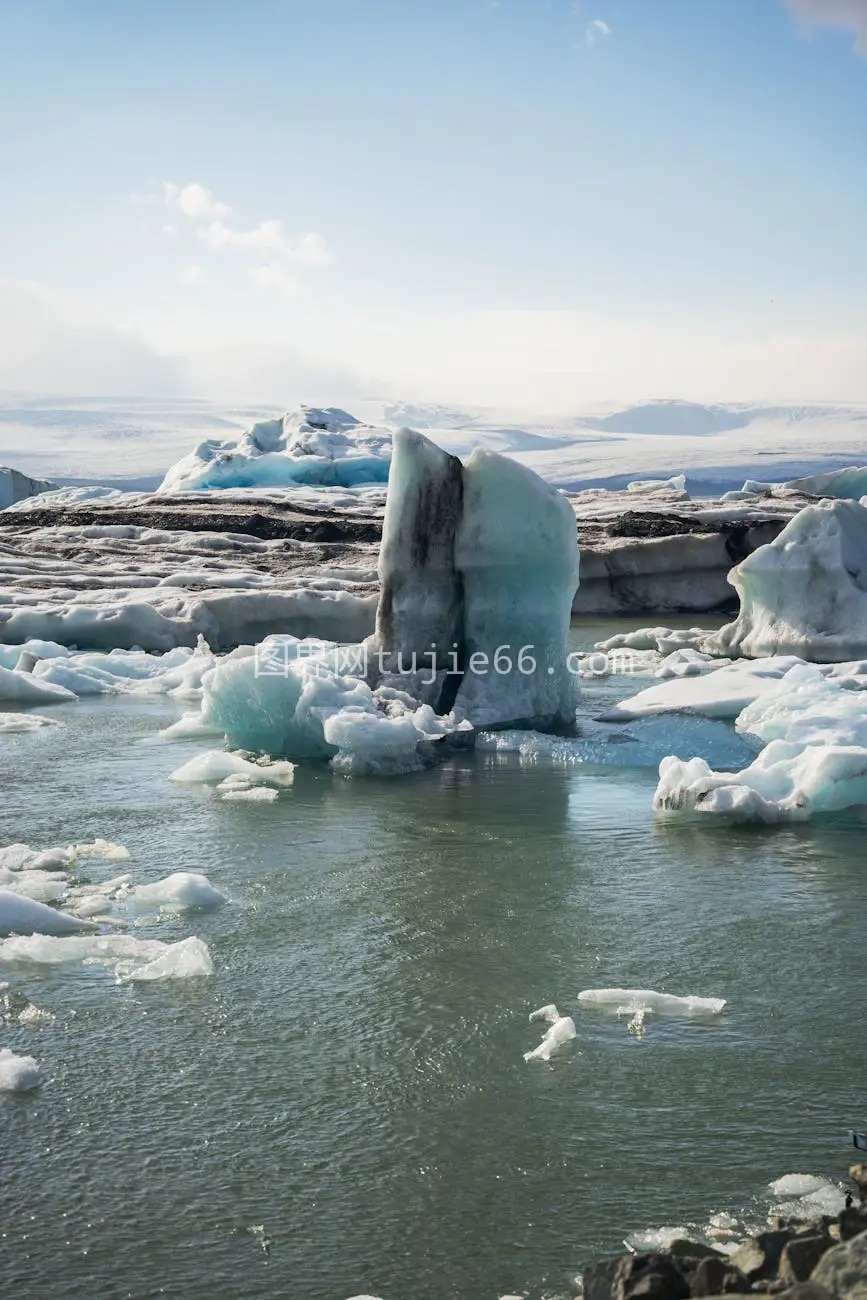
[{"x1": 0, "y1": 619, "x2": 864, "y2": 1300}]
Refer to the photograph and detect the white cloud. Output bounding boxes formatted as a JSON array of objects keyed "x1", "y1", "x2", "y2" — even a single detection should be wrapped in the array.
[
  {"x1": 782, "y1": 0, "x2": 867, "y2": 55},
  {"x1": 179, "y1": 264, "x2": 204, "y2": 287},
  {"x1": 585, "y1": 17, "x2": 611, "y2": 44},
  {"x1": 144, "y1": 181, "x2": 332, "y2": 289},
  {"x1": 163, "y1": 181, "x2": 231, "y2": 220}
]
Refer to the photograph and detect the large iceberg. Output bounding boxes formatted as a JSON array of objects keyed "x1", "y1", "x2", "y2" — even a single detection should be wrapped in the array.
[
  {"x1": 158, "y1": 407, "x2": 392, "y2": 493},
  {"x1": 704, "y1": 499, "x2": 867, "y2": 662},
  {"x1": 0, "y1": 466, "x2": 54, "y2": 510},
  {"x1": 371, "y1": 430, "x2": 580, "y2": 730}
]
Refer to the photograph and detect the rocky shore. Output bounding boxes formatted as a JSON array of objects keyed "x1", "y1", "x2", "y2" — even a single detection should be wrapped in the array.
[{"x1": 582, "y1": 1166, "x2": 867, "y2": 1300}]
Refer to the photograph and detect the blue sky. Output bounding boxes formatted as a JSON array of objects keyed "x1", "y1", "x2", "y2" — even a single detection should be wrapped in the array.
[{"x1": 1, "y1": 0, "x2": 866, "y2": 407}]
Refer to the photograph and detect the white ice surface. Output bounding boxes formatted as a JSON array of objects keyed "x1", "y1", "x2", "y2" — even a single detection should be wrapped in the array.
[
  {"x1": 0, "y1": 932, "x2": 213, "y2": 980},
  {"x1": 0, "y1": 712, "x2": 62, "y2": 732},
  {"x1": 134, "y1": 872, "x2": 227, "y2": 910},
  {"x1": 577, "y1": 988, "x2": 726, "y2": 1015},
  {"x1": 0, "y1": 665, "x2": 76, "y2": 704},
  {"x1": 705, "y1": 499, "x2": 867, "y2": 662},
  {"x1": 170, "y1": 750, "x2": 296, "y2": 787},
  {"x1": 653, "y1": 661, "x2": 867, "y2": 822},
  {"x1": 523, "y1": 1005, "x2": 577, "y2": 1062},
  {"x1": 0, "y1": 889, "x2": 94, "y2": 937},
  {"x1": 0, "y1": 1046, "x2": 41, "y2": 1091},
  {"x1": 158, "y1": 407, "x2": 392, "y2": 493}
]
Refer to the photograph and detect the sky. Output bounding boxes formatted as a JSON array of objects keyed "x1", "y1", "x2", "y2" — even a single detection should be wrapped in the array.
[{"x1": 1, "y1": 0, "x2": 867, "y2": 411}]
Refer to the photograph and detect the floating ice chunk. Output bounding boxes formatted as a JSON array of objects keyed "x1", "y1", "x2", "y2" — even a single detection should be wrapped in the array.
[
  {"x1": 627, "y1": 474, "x2": 687, "y2": 497},
  {"x1": 69, "y1": 839, "x2": 130, "y2": 862},
  {"x1": 0, "y1": 712, "x2": 63, "y2": 733},
  {"x1": 0, "y1": 1047, "x2": 41, "y2": 1091},
  {"x1": 523, "y1": 1004, "x2": 577, "y2": 1061},
  {"x1": 0, "y1": 932, "x2": 212, "y2": 982},
  {"x1": 135, "y1": 872, "x2": 227, "y2": 910},
  {"x1": 577, "y1": 988, "x2": 726, "y2": 1015},
  {"x1": 0, "y1": 890, "x2": 94, "y2": 937},
  {"x1": 218, "y1": 784, "x2": 278, "y2": 803},
  {"x1": 603, "y1": 657, "x2": 806, "y2": 721},
  {"x1": 158, "y1": 711, "x2": 226, "y2": 740},
  {"x1": 32, "y1": 659, "x2": 123, "y2": 695},
  {"x1": 0, "y1": 665, "x2": 77, "y2": 705},
  {"x1": 528, "y1": 1003, "x2": 562, "y2": 1024},
  {"x1": 769, "y1": 1174, "x2": 829, "y2": 1197},
  {"x1": 170, "y1": 750, "x2": 295, "y2": 787},
  {"x1": 123, "y1": 935, "x2": 214, "y2": 982},
  {"x1": 0, "y1": 867, "x2": 69, "y2": 904},
  {"x1": 655, "y1": 649, "x2": 733, "y2": 679},
  {"x1": 324, "y1": 710, "x2": 425, "y2": 777},
  {"x1": 595, "y1": 627, "x2": 710, "y2": 655}
]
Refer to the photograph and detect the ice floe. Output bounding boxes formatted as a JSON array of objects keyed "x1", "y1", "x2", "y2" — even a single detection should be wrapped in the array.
[
  {"x1": 0, "y1": 712, "x2": 63, "y2": 732},
  {"x1": 0, "y1": 1046, "x2": 41, "y2": 1092},
  {"x1": 0, "y1": 890, "x2": 95, "y2": 937},
  {"x1": 523, "y1": 1004, "x2": 577, "y2": 1062},
  {"x1": 0, "y1": 932, "x2": 213, "y2": 981},
  {"x1": 577, "y1": 988, "x2": 726, "y2": 1015}
]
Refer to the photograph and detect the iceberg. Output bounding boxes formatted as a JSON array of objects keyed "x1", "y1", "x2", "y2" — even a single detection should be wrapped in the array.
[
  {"x1": 371, "y1": 430, "x2": 580, "y2": 730},
  {"x1": 0, "y1": 466, "x2": 53, "y2": 510},
  {"x1": 0, "y1": 665, "x2": 77, "y2": 705},
  {"x1": 170, "y1": 750, "x2": 296, "y2": 788},
  {"x1": 704, "y1": 499, "x2": 867, "y2": 662},
  {"x1": 158, "y1": 407, "x2": 392, "y2": 493},
  {"x1": 602, "y1": 656, "x2": 806, "y2": 721}
]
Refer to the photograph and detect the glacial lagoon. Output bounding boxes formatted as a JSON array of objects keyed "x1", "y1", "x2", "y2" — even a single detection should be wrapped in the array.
[{"x1": 1, "y1": 618, "x2": 864, "y2": 1300}]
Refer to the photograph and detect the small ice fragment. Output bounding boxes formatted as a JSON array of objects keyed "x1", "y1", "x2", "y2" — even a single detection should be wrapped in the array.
[
  {"x1": 0, "y1": 712, "x2": 63, "y2": 733},
  {"x1": 68, "y1": 839, "x2": 130, "y2": 862},
  {"x1": 135, "y1": 872, "x2": 227, "y2": 910},
  {"x1": 578, "y1": 988, "x2": 726, "y2": 1015},
  {"x1": 528, "y1": 1003, "x2": 561, "y2": 1024},
  {"x1": 123, "y1": 936, "x2": 214, "y2": 982},
  {"x1": 171, "y1": 751, "x2": 295, "y2": 788},
  {"x1": 219, "y1": 785, "x2": 279, "y2": 803},
  {"x1": 769, "y1": 1174, "x2": 829, "y2": 1197},
  {"x1": 626, "y1": 1008, "x2": 647, "y2": 1036},
  {"x1": 523, "y1": 1013, "x2": 576, "y2": 1062},
  {"x1": 0, "y1": 1046, "x2": 41, "y2": 1091}
]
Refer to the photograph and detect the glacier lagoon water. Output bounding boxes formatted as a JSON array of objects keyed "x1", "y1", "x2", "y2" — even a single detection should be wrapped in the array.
[{"x1": 1, "y1": 618, "x2": 866, "y2": 1300}]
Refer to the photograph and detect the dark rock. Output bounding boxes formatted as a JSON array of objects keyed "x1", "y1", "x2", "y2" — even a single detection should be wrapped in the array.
[
  {"x1": 691, "y1": 1255, "x2": 752, "y2": 1295},
  {"x1": 810, "y1": 1228, "x2": 867, "y2": 1300},
  {"x1": 583, "y1": 1253, "x2": 691, "y2": 1300},
  {"x1": 732, "y1": 1232, "x2": 799, "y2": 1282},
  {"x1": 839, "y1": 1209, "x2": 867, "y2": 1242},
  {"x1": 666, "y1": 1240, "x2": 726, "y2": 1262},
  {"x1": 779, "y1": 1238, "x2": 833, "y2": 1286},
  {"x1": 776, "y1": 1285, "x2": 833, "y2": 1300}
]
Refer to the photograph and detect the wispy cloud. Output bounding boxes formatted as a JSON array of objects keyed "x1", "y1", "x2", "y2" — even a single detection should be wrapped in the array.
[
  {"x1": 134, "y1": 181, "x2": 333, "y2": 295},
  {"x1": 584, "y1": 17, "x2": 611, "y2": 46},
  {"x1": 782, "y1": 0, "x2": 867, "y2": 56}
]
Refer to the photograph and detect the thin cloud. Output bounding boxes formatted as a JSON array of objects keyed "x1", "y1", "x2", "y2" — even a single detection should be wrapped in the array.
[
  {"x1": 782, "y1": 0, "x2": 867, "y2": 56},
  {"x1": 134, "y1": 181, "x2": 333, "y2": 294},
  {"x1": 585, "y1": 18, "x2": 611, "y2": 45}
]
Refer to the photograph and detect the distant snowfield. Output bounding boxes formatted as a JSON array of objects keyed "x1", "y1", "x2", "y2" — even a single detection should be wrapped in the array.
[{"x1": 2, "y1": 392, "x2": 867, "y2": 492}]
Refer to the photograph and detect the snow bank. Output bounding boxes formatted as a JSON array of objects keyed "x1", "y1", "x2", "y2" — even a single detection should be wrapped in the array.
[
  {"x1": 158, "y1": 407, "x2": 392, "y2": 493},
  {"x1": 0, "y1": 1047, "x2": 41, "y2": 1092},
  {"x1": 577, "y1": 988, "x2": 726, "y2": 1015},
  {"x1": 705, "y1": 499, "x2": 867, "y2": 662}
]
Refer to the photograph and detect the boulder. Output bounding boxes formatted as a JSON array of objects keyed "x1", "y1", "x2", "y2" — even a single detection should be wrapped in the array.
[
  {"x1": 691, "y1": 1255, "x2": 752, "y2": 1295},
  {"x1": 810, "y1": 1229, "x2": 867, "y2": 1300},
  {"x1": 779, "y1": 1238, "x2": 833, "y2": 1286},
  {"x1": 732, "y1": 1232, "x2": 799, "y2": 1282}
]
